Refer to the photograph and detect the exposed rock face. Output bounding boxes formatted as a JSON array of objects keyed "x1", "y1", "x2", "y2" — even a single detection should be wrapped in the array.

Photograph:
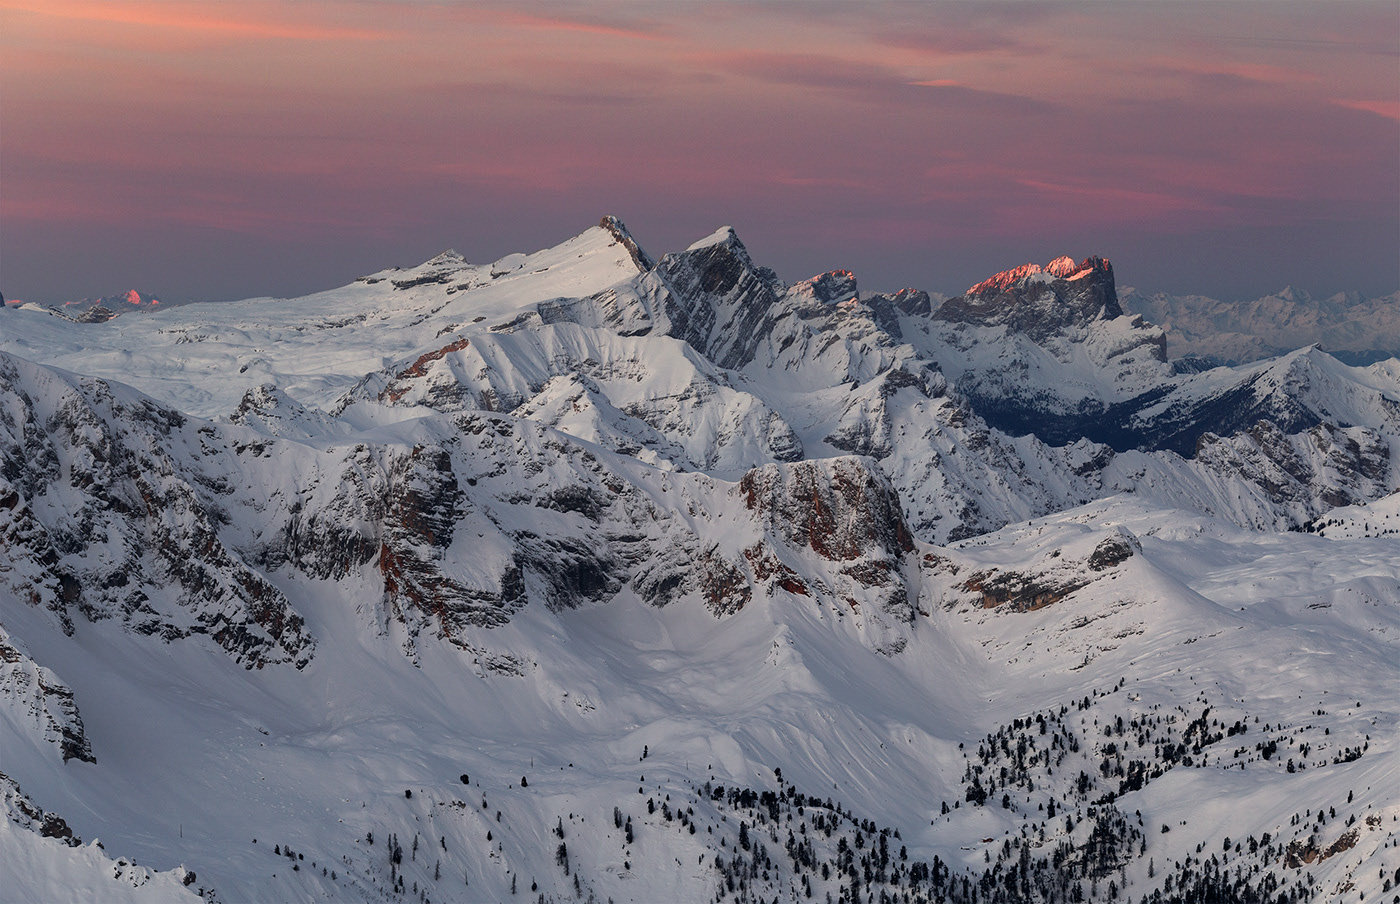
[
  {"x1": 739, "y1": 457, "x2": 916, "y2": 622},
  {"x1": 652, "y1": 228, "x2": 788, "y2": 371},
  {"x1": 865, "y1": 288, "x2": 938, "y2": 337},
  {"x1": 938, "y1": 256, "x2": 1137, "y2": 347},
  {"x1": 799, "y1": 270, "x2": 859, "y2": 306},
  {"x1": 228, "y1": 383, "x2": 340, "y2": 440},
  {"x1": 907, "y1": 257, "x2": 1400, "y2": 472},
  {"x1": 693, "y1": 547, "x2": 752, "y2": 616},
  {"x1": 74, "y1": 305, "x2": 118, "y2": 324},
  {"x1": 1, "y1": 218, "x2": 1398, "y2": 904},
  {"x1": 0, "y1": 626, "x2": 94, "y2": 763},
  {"x1": 265, "y1": 432, "x2": 530, "y2": 654},
  {"x1": 914, "y1": 255, "x2": 1173, "y2": 451},
  {"x1": 824, "y1": 363, "x2": 949, "y2": 459},
  {"x1": 2, "y1": 222, "x2": 1396, "y2": 681},
  {"x1": 0, "y1": 353, "x2": 314, "y2": 670},
  {"x1": 955, "y1": 530, "x2": 1138, "y2": 613},
  {"x1": 740, "y1": 457, "x2": 914, "y2": 562},
  {"x1": 372, "y1": 442, "x2": 530, "y2": 647},
  {"x1": 1193, "y1": 420, "x2": 1391, "y2": 518},
  {"x1": 598, "y1": 215, "x2": 656, "y2": 272},
  {"x1": 1284, "y1": 829, "x2": 1359, "y2": 869},
  {"x1": 1130, "y1": 347, "x2": 1400, "y2": 457},
  {"x1": 340, "y1": 324, "x2": 804, "y2": 476},
  {"x1": 2, "y1": 772, "x2": 80, "y2": 846},
  {"x1": 963, "y1": 570, "x2": 1090, "y2": 613},
  {"x1": 0, "y1": 478, "x2": 78, "y2": 635},
  {"x1": 1087, "y1": 535, "x2": 1135, "y2": 571}
]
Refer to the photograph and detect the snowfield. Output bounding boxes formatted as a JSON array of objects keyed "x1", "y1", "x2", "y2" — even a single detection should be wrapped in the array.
[{"x1": 1, "y1": 218, "x2": 1397, "y2": 903}]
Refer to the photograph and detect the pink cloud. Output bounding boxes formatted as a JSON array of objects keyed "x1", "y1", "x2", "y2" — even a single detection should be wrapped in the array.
[
  {"x1": 482, "y1": 9, "x2": 671, "y2": 42},
  {"x1": 1, "y1": 1, "x2": 1394, "y2": 304},
  {"x1": 1, "y1": 0, "x2": 389, "y2": 41},
  {"x1": 1014, "y1": 178, "x2": 1223, "y2": 216},
  {"x1": 1139, "y1": 57, "x2": 1319, "y2": 87},
  {"x1": 1332, "y1": 99, "x2": 1400, "y2": 122}
]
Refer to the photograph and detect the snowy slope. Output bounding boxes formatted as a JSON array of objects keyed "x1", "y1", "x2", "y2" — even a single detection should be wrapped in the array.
[
  {"x1": 2, "y1": 218, "x2": 1398, "y2": 903},
  {"x1": 0, "y1": 222, "x2": 648, "y2": 419}
]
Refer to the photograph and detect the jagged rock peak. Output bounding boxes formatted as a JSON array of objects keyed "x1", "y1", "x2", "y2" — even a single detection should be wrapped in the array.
[
  {"x1": 112, "y1": 289, "x2": 160, "y2": 307},
  {"x1": 967, "y1": 262, "x2": 1044, "y2": 297},
  {"x1": 65, "y1": 289, "x2": 162, "y2": 311},
  {"x1": 966, "y1": 255, "x2": 1112, "y2": 297},
  {"x1": 424, "y1": 249, "x2": 467, "y2": 266},
  {"x1": 234, "y1": 383, "x2": 288, "y2": 414},
  {"x1": 794, "y1": 270, "x2": 859, "y2": 305},
  {"x1": 230, "y1": 383, "x2": 308, "y2": 426},
  {"x1": 649, "y1": 223, "x2": 786, "y2": 370},
  {"x1": 1065, "y1": 255, "x2": 1114, "y2": 285},
  {"x1": 74, "y1": 305, "x2": 118, "y2": 324},
  {"x1": 940, "y1": 254, "x2": 1123, "y2": 341},
  {"x1": 598, "y1": 215, "x2": 656, "y2": 272},
  {"x1": 664, "y1": 224, "x2": 780, "y2": 294}
]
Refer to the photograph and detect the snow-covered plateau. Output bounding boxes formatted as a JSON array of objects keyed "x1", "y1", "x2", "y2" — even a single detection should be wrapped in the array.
[{"x1": 1, "y1": 217, "x2": 1396, "y2": 904}]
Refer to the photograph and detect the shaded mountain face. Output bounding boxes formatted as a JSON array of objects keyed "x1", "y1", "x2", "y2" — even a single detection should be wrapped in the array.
[
  {"x1": 891, "y1": 256, "x2": 1398, "y2": 457},
  {"x1": 913, "y1": 255, "x2": 1170, "y2": 448},
  {"x1": 0, "y1": 218, "x2": 1397, "y2": 904}
]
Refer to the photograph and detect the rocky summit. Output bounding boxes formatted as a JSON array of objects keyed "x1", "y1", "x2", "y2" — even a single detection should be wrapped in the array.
[{"x1": 1, "y1": 218, "x2": 1397, "y2": 903}]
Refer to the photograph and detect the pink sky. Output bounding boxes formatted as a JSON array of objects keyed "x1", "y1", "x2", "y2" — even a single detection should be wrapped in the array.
[{"x1": 2, "y1": 1, "x2": 1396, "y2": 303}]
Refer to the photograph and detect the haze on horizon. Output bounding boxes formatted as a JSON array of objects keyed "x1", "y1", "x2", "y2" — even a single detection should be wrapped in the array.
[{"x1": 1, "y1": 0, "x2": 1396, "y2": 306}]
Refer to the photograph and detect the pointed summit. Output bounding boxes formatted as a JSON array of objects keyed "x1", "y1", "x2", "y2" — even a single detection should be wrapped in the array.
[
  {"x1": 651, "y1": 224, "x2": 786, "y2": 370},
  {"x1": 598, "y1": 215, "x2": 656, "y2": 272},
  {"x1": 792, "y1": 270, "x2": 859, "y2": 306},
  {"x1": 1271, "y1": 285, "x2": 1311, "y2": 304},
  {"x1": 685, "y1": 225, "x2": 741, "y2": 252}
]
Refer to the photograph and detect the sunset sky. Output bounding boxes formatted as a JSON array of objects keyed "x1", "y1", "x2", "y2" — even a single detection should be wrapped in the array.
[{"x1": 2, "y1": 1, "x2": 1397, "y2": 305}]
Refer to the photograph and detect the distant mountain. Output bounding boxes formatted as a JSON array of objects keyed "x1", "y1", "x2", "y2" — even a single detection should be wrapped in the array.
[
  {"x1": 5, "y1": 290, "x2": 177, "y2": 323},
  {"x1": 1, "y1": 218, "x2": 1396, "y2": 903},
  {"x1": 1120, "y1": 285, "x2": 1400, "y2": 366}
]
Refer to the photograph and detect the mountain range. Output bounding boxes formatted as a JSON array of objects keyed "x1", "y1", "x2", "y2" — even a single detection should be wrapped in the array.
[
  {"x1": 25, "y1": 267, "x2": 1397, "y2": 369},
  {"x1": 1, "y1": 217, "x2": 1396, "y2": 903},
  {"x1": 1118, "y1": 286, "x2": 1400, "y2": 367}
]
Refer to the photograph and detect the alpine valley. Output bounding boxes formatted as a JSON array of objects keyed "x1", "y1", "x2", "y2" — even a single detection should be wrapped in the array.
[{"x1": 1, "y1": 218, "x2": 1396, "y2": 904}]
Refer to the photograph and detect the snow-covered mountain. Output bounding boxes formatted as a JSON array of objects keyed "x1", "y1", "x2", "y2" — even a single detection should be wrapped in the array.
[
  {"x1": 1120, "y1": 285, "x2": 1400, "y2": 367},
  {"x1": 3, "y1": 290, "x2": 174, "y2": 324},
  {"x1": 1, "y1": 218, "x2": 1397, "y2": 903}
]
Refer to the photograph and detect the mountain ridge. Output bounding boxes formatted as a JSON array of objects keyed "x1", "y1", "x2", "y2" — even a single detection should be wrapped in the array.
[{"x1": 1, "y1": 217, "x2": 1396, "y2": 903}]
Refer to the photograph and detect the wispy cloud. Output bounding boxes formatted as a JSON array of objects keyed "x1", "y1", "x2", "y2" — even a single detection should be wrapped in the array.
[
  {"x1": 1015, "y1": 178, "x2": 1222, "y2": 215},
  {"x1": 703, "y1": 51, "x2": 1050, "y2": 115},
  {"x1": 1332, "y1": 99, "x2": 1400, "y2": 122},
  {"x1": 873, "y1": 27, "x2": 1034, "y2": 57},
  {"x1": 421, "y1": 80, "x2": 648, "y2": 107},
  {"x1": 0, "y1": 0, "x2": 389, "y2": 40},
  {"x1": 1, "y1": 0, "x2": 1394, "y2": 303},
  {"x1": 1165, "y1": 58, "x2": 1316, "y2": 86},
  {"x1": 456, "y1": 6, "x2": 672, "y2": 42}
]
